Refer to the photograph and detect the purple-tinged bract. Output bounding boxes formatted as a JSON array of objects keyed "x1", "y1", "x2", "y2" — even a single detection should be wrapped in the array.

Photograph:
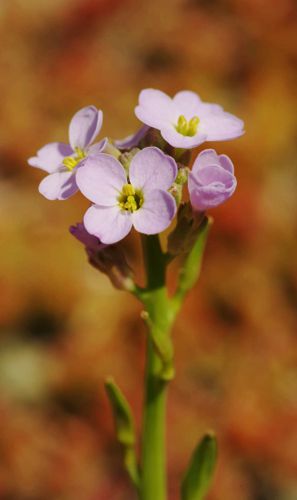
[
  {"x1": 114, "y1": 125, "x2": 150, "y2": 150},
  {"x1": 76, "y1": 147, "x2": 178, "y2": 244},
  {"x1": 28, "y1": 106, "x2": 107, "y2": 200},
  {"x1": 135, "y1": 89, "x2": 244, "y2": 149},
  {"x1": 70, "y1": 222, "x2": 106, "y2": 251},
  {"x1": 188, "y1": 149, "x2": 237, "y2": 211}
]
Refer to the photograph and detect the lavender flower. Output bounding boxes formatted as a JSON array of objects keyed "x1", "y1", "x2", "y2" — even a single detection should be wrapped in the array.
[
  {"x1": 135, "y1": 89, "x2": 244, "y2": 149},
  {"x1": 76, "y1": 147, "x2": 177, "y2": 244},
  {"x1": 28, "y1": 106, "x2": 107, "y2": 200},
  {"x1": 188, "y1": 149, "x2": 237, "y2": 211}
]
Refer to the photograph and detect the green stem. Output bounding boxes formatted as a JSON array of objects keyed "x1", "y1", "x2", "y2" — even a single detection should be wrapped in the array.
[
  {"x1": 141, "y1": 337, "x2": 167, "y2": 500},
  {"x1": 140, "y1": 235, "x2": 170, "y2": 500},
  {"x1": 138, "y1": 224, "x2": 211, "y2": 499}
]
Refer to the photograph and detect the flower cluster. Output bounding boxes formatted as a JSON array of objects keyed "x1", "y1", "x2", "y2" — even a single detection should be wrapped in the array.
[{"x1": 29, "y1": 89, "x2": 244, "y2": 247}]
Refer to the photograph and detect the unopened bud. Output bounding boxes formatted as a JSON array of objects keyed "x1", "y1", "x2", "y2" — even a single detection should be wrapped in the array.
[
  {"x1": 176, "y1": 166, "x2": 189, "y2": 185},
  {"x1": 169, "y1": 183, "x2": 183, "y2": 205},
  {"x1": 70, "y1": 223, "x2": 134, "y2": 291},
  {"x1": 167, "y1": 203, "x2": 206, "y2": 256}
]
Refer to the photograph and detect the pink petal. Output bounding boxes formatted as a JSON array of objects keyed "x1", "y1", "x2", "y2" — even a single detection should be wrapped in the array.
[
  {"x1": 69, "y1": 106, "x2": 103, "y2": 149},
  {"x1": 196, "y1": 165, "x2": 235, "y2": 186},
  {"x1": 135, "y1": 89, "x2": 176, "y2": 128},
  {"x1": 192, "y1": 149, "x2": 218, "y2": 173},
  {"x1": 87, "y1": 137, "x2": 108, "y2": 155},
  {"x1": 76, "y1": 154, "x2": 126, "y2": 205},
  {"x1": 161, "y1": 126, "x2": 207, "y2": 149},
  {"x1": 38, "y1": 171, "x2": 78, "y2": 200},
  {"x1": 129, "y1": 147, "x2": 177, "y2": 192},
  {"x1": 218, "y1": 154, "x2": 234, "y2": 174},
  {"x1": 189, "y1": 178, "x2": 237, "y2": 211},
  {"x1": 84, "y1": 205, "x2": 132, "y2": 244},
  {"x1": 195, "y1": 102, "x2": 224, "y2": 116},
  {"x1": 192, "y1": 149, "x2": 235, "y2": 175},
  {"x1": 28, "y1": 142, "x2": 73, "y2": 173},
  {"x1": 173, "y1": 90, "x2": 202, "y2": 118},
  {"x1": 199, "y1": 113, "x2": 244, "y2": 141},
  {"x1": 132, "y1": 189, "x2": 176, "y2": 234}
]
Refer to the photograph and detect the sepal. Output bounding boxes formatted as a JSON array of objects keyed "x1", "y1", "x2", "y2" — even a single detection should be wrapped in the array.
[
  {"x1": 167, "y1": 203, "x2": 207, "y2": 257},
  {"x1": 181, "y1": 432, "x2": 217, "y2": 500},
  {"x1": 174, "y1": 215, "x2": 211, "y2": 297}
]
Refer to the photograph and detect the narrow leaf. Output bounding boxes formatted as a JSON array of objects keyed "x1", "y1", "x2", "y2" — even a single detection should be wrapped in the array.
[
  {"x1": 105, "y1": 378, "x2": 140, "y2": 488},
  {"x1": 105, "y1": 377, "x2": 135, "y2": 446},
  {"x1": 181, "y1": 432, "x2": 217, "y2": 500}
]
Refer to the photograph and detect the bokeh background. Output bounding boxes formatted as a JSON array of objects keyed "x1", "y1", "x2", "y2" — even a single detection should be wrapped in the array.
[{"x1": 1, "y1": 0, "x2": 297, "y2": 498}]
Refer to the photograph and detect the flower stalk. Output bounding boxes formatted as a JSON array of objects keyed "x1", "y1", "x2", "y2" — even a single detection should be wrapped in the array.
[
  {"x1": 140, "y1": 235, "x2": 171, "y2": 500},
  {"x1": 137, "y1": 222, "x2": 211, "y2": 499}
]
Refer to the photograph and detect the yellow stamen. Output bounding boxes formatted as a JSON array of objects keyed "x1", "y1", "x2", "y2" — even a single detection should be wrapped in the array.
[
  {"x1": 175, "y1": 115, "x2": 200, "y2": 137},
  {"x1": 63, "y1": 147, "x2": 86, "y2": 171},
  {"x1": 118, "y1": 184, "x2": 144, "y2": 212}
]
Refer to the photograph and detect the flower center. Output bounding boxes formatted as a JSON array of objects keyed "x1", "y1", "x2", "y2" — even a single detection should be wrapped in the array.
[
  {"x1": 118, "y1": 184, "x2": 144, "y2": 212},
  {"x1": 175, "y1": 115, "x2": 200, "y2": 137},
  {"x1": 63, "y1": 147, "x2": 86, "y2": 171}
]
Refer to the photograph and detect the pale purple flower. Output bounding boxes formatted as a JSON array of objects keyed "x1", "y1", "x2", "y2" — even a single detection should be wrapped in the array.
[
  {"x1": 28, "y1": 106, "x2": 107, "y2": 200},
  {"x1": 76, "y1": 147, "x2": 177, "y2": 244},
  {"x1": 135, "y1": 89, "x2": 244, "y2": 149},
  {"x1": 188, "y1": 149, "x2": 237, "y2": 211}
]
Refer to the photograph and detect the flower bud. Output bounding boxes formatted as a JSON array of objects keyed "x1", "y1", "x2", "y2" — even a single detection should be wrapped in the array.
[
  {"x1": 175, "y1": 166, "x2": 189, "y2": 185},
  {"x1": 169, "y1": 183, "x2": 183, "y2": 206},
  {"x1": 167, "y1": 203, "x2": 206, "y2": 256},
  {"x1": 70, "y1": 223, "x2": 134, "y2": 291},
  {"x1": 188, "y1": 149, "x2": 237, "y2": 211}
]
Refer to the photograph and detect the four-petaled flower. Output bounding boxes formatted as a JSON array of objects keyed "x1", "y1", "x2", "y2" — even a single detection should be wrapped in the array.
[
  {"x1": 188, "y1": 149, "x2": 237, "y2": 211},
  {"x1": 135, "y1": 89, "x2": 244, "y2": 149},
  {"x1": 28, "y1": 106, "x2": 107, "y2": 200},
  {"x1": 76, "y1": 147, "x2": 178, "y2": 244}
]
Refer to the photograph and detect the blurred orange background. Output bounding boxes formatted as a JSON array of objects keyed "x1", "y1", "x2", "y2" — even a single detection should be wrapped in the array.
[{"x1": 1, "y1": 0, "x2": 297, "y2": 499}]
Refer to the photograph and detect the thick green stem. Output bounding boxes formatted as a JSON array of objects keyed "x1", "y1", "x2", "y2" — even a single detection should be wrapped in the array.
[
  {"x1": 138, "y1": 224, "x2": 211, "y2": 499},
  {"x1": 140, "y1": 235, "x2": 169, "y2": 500}
]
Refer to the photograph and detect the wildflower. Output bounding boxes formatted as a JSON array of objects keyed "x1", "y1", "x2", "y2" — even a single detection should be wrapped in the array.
[
  {"x1": 76, "y1": 147, "x2": 177, "y2": 244},
  {"x1": 135, "y1": 89, "x2": 244, "y2": 149},
  {"x1": 188, "y1": 149, "x2": 237, "y2": 211},
  {"x1": 70, "y1": 222, "x2": 134, "y2": 290},
  {"x1": 28, "y1": 106, "x2": 107, "y2": 200}
]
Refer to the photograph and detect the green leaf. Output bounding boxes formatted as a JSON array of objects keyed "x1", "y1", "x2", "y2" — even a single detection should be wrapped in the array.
[
  {"x1": 105, "y1": 377, "x2": 135, "y2": 446},
  {"x1": 105, "y1": 378, "x2": 140, "y2": 488},
  {"x1": 181, "y1": 432, "x2": 217, "y2": 500}
]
